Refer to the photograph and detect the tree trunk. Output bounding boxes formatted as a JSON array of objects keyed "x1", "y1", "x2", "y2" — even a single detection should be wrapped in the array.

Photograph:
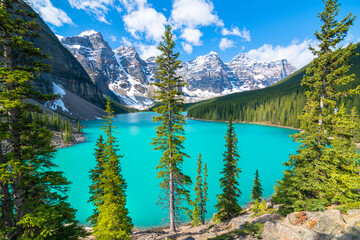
[{"x1": 169, "y1": 166, "x2": 176, "y2": 232}]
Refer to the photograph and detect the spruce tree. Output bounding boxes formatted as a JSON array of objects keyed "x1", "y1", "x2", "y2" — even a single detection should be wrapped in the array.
[
  {"x1": 151, "y1": 25, "x2": 191, "y2": 232},
  {"x1": 191, "y1": 154, "x2": 208, "y2": 226},
  {"x1": 88, "y1": 135, "x2": 105, "y2": 226},
  {"x1": 273, "y1": 0, "x2": 360, "y2": 212},
  {"x1": 251, "y1": 170, "x2": 263, "y2": 202},
  {"x1": 215, "y1": 117, "x2": 242, "y2": 221},
  {"x1": 0, "y1": 0, "x2": 85, "y2": 238},
  {"x1": 91, "y1": 100, "x2": 133, "y2": 239},
  {"x1": 202, "y1": 162, "x2": 208, "y2": 225}
]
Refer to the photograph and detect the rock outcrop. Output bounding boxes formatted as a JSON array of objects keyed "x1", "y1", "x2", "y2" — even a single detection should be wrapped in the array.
[
  {"x1": 20, "y1": 2, "x2": 105, "y2": 110},
  {"x1": 262, "y1": 210, "x2": 360, "y2": 239}
]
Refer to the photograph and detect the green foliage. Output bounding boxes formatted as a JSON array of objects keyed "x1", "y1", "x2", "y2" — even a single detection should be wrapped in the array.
[
  {"x1": 88, "y1": 135, "x2": 105, "y2": 226},
  {"x1": 0, "y1": 1, "x2": 85, "y2": 238},
  {"x1": 251, "y1": 170, "x2": 263, "y2": 202},
  {"x1": 273, "y1": 0, "x2": 360, "y2": 213},
  {"x1": 251, "y1": 200, "x2": 276, "y2": 217},
  {"x1": 90, "y1": 100, "x2": 133, "y2": 239},
  {"x1": 336, "y1": 202, "x2": 360, "y2": 214},
  {"x1": 151, "y1": 25, "x2": 191, "y2": 230},
  {"x1": 293, "y1": 199, "x2": 328, "y2": 212},
  {"x1": 208, "y1": 222, "x2": 264, "y2": 240},
  {"x1": 215, "y1": 118, "x2": 242, "y2": 221},
  {"x1": 187, "y1": 44, "x2": 360, "y2": 129},
  {"x1": 189, "y1": 154, "x2": 208, "y2": 226}
]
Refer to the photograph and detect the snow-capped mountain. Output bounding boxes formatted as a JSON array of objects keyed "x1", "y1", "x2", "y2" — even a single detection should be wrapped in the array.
[
  {"x1": 60, "y1": 30, "x2": 297, "y2": 109},
  {"x1": 61, "y1": 31, "x2": 154, "y2": 109},
  {"x1": 226, "y1": 53, "x2": 296, "y2": 90}
]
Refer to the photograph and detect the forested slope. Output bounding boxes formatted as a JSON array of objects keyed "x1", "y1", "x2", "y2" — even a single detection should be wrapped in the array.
[{"x1": 187, "y1": 44, "x2": 360, "y2": 128}]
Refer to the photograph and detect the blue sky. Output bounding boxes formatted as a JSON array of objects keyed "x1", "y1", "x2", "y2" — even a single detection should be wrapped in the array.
[{"x1": 29, "y1": 0, "x2": 360, "y2": 68}]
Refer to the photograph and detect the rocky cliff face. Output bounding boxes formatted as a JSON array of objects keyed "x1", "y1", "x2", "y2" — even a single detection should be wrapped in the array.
[
  {"x1": 18, "y1": 3, "x2": 105, "y2": 110},
  {"x1": 178, "y1": 51, "x2": 233, "y2": 94},
  {"x1": 61, "y1": 32, "x2": 154, "y2": 109},
  {"x1": 227, "y1": 53, "x2": 296, "y2": 90},
  {"x1": 60, "y1": 30, "x2": 297, "y2": 109}
]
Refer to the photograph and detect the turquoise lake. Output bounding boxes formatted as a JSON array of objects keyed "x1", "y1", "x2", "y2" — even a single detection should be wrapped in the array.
[{"x1": 53, "y1": 112, "x2": 299, "y2": 229}]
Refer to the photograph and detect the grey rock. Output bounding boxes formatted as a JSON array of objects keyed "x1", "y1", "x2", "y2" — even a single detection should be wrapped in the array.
[{"x1": 15, "y1": 2, "x2": 104, "y2": 109}]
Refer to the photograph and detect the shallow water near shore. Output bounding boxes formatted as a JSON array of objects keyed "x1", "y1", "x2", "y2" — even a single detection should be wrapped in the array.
[{"x1": 53, "y1": 112, "x2": 299, "y2": 229}]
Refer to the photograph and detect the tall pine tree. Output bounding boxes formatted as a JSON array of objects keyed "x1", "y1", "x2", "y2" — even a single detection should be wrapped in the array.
[
  {"x1": 151, "y1": 25, "x2": 191, "y2": 232},
  {"x1": 273, "y1": 0, "x2": 360, "y2": 212},
  {"x1": 0, "y1": 0, "x2": 85, "y2": 238},
  {"x1": 202, "y1": 162, "x2": 208, "y2": 225},
  {"x1": 88, "y1": 135, "x2": 105, "y2": 226},
  {"x1": 90, "y1": 100, "x2": 133, "y2": 239},
  {"x1": 251, "y1": 170, "x2": 263, "y2": 202},
  {"x1": 191, "y1": 154, "x2": 208, "y2": 226},
  {"x1": 215, "y1": 118, "x2": 242, "y2": 221}
]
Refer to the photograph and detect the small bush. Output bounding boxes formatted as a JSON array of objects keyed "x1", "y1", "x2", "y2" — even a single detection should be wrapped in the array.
[
  {"x1": 336, "y1": 202, "x2": 360, "y2": 214},
  {"x1": 208, "y1": 222, "x2": 264, "y2": 240},
  {"x1": 251, "y1": 200, "x2": 276, "y2": 217},
  {"x1": 293, "y1": 199, "x2": 328, "y2": 212}
]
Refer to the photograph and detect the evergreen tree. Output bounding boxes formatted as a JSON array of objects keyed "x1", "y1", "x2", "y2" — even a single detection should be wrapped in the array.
[
  {"x1": 88, "y1": 135, "x2": 105, "y2": 226},
  {"x1": 251, "y1": 170, "x2": 263, "y2": 202},
  {"x1": 273, "y1": 0, "x2": 360, "y2": 212},
  {"x1": 151, "y1": 25, "x2": 191, "y2": 232},
  {"x1": 91, "y1": 100, "x2": 133, "y2": 239},
  {"x1": 191, "y1": 154, "x2": 208, "y2": 226},
  {"x1": 0, "y1": 0, "x2": 85, "y2": 238},
  {"x1": 202, "y1": 162, "x2": 208, "y2": 225},
  {"x1": 215, "y1": 118, "x2": 242, "y2": 221},
  {"x1": 77, "y1": 119, "x2": 81, "y2": 133}
]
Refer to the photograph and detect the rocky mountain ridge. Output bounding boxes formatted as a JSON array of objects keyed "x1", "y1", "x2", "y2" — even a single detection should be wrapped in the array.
[{"x1": 59, "y1": 30, "x2": 297, "y2": 109}]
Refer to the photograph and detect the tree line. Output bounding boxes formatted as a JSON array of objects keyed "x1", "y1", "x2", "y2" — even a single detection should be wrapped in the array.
[{"x1": 187, "y1": 46, "x2": 360, "y2": 130}]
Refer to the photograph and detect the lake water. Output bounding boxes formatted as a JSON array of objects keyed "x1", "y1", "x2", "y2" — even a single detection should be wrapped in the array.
[{"x1": 53, "y1": 112, "x2": 299, "y2": 229}]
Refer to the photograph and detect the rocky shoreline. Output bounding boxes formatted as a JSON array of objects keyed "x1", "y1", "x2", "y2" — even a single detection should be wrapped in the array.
[{"x1": 80, "y1": 202, "x2": 360, "y2": 240}]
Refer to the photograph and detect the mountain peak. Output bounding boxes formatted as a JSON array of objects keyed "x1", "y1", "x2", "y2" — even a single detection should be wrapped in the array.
[
  {"x1": 208, "y1": 51, "x2": 219, "y2": 56},
  {"x1": 78, "y1": 30, "x2": 99, "y2": 37}
]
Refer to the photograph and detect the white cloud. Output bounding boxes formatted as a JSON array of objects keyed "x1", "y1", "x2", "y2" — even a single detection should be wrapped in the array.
[
  {"x1": 109, "y1": 35, "x2": 117, "y2": 42},
  {"x1": 180, "y1": 28, "x2": 203, "y2": 46},
  {"x1": 171, "y1": 0, "x2": 223, "y2": 28},
  {"x1": 222, "y1": 26, "x2": 251, "y2": 42},
  {"x1": 30, "y1": 0, "x2": 73, "y2": 27},
  {"x1": 68, "y1": 0, "x2": 115, "y2": 24},
  {"x1": 122, "y1": 37, "x2": 132, "y2": 46},
  {"x1": 181, "y1": 42, "x2": 193, "y2": 54},
  {"x1": 137, "y1": 44, "x2": 161, "y2": 59},
  {"x1": 123, "y1": 5, "x2": 167, "y2": 42},
  {"x1": 219, "y1": 38, "x2": 235, "y2": 51},
  {"x1": 246, "y1": 39, "x2": 316, "y2": 69}
]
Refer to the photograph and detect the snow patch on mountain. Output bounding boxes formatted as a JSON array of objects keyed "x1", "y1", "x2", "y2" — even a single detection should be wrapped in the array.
[
  {"x1": 78, "y1": 29, "x2": 98, "y2": 37},
  {"x1": 45, "y1": 83, "x2": 69, "y2": 112},
  {"x1": 60, "y1": 30, "x2": 297, "y2": 110}
]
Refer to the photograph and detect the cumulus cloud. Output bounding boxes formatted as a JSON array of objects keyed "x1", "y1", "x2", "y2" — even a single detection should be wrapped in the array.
[
  {"x1": 171, "y1": 0, "x2": 223, "y2": 28},
  {"x1": 109, "y1": 35, "x2": 117, "y2": 42},
  {"x1": 246, "y1": 39, "x2": 317, "y2": 69},
  {"x1": 122, "y1": 4, "x2": 167, "y2": 42},
  {"x1": 68, "y1": 0, "x2": 115, "y2": 24},
  {"x1": 30, "y1": 0, "x2": 73, "y2": 27},
  {"x1": 181, "y1": 42, "x2": 193, "y2": 54},
  {"x1": 180, "y1": 28, "x2": 203, "y2": 46},
  {"x1": 122, "y1": 37, "x2": 132, "y2": 46},
  {"x1": 137, "y1": 44, "x2": 161, "y2": 59},
  {"x1": 219, "y1": 38, "x2": 235, "y2": 51},
  {"x1": 222, "y1": 26, "x2": 251, "y2": 42}
]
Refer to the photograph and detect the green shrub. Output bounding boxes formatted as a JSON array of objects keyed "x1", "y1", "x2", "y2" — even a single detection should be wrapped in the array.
[{"x1": 208, "y1": 222, "x2": 264, "y2": 240}]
